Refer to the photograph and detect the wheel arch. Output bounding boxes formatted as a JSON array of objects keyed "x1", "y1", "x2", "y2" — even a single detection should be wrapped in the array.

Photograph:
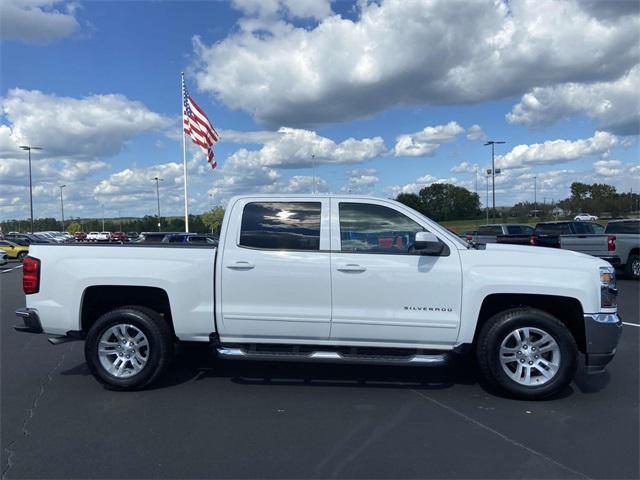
[
  {"x1": 80, "y1": 285, "x2": 175, "y2": 339},
  {"x1": 474, "y1": 293, "x2": 586, "y2": 352}
]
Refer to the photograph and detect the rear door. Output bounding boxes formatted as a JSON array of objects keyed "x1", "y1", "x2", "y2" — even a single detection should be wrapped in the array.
[
  {"x1": 219, "y1": 198, "x2": 332, "y2": 341},
  {"x1": 329, "y1": 199, "x2": 462, "y2": 346}
]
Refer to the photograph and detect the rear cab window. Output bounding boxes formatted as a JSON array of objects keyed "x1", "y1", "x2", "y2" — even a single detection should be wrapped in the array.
[
  {"x1": 239, "y1": 202, "x2": 322, "y2": 251},
  {"x1": 605, "y1": 221, "x2": 640, "y2": 234}
]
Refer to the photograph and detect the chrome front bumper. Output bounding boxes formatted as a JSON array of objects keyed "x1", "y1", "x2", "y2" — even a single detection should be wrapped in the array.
[{"x1": 583, "y1": 313, "x2": 622, "y2": 374}]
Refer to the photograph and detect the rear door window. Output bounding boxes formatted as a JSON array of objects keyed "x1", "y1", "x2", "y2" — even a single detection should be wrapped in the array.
[
  {"x1": 605, "y1": 221, "x2": 640, "y2": 234},
  {"x1": 240, "y1": 202, "x2": 321, "y2": 251},
  {"x1": 478, "y1": 226, "x2": 503, "y2": 235}
]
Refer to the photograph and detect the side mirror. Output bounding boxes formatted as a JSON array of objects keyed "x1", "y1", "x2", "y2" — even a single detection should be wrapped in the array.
[{"x1": 413, "y1": 231, "x2": 444, "y2": 255}]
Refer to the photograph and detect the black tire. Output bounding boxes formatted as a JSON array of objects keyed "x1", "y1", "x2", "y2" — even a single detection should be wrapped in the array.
[
  {"x1": 85, "y1": 306, "x2": 174, "y2": 390},
  {"x1": 17, "y1": 251, "x2": 27, "y2": 262},
  {"x1": 476, "y1": 308, "x2": 577, "y2": 400},
  {"x1": 625, "y1": 254, "x2": 639, "y2": 280}
]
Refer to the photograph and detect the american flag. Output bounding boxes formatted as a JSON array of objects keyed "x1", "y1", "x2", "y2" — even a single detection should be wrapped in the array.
[{"x1": 182, "y1": 77, "x2": 219, "y2": 169}]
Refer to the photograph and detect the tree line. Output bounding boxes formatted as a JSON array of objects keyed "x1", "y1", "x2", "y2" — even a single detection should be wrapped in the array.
[
  {"x1": 2, "y1": 182, "x2": 637, "y2": 234},
  {"x1": 0, "y1": 207, "x2": 227, "y2": 236}
]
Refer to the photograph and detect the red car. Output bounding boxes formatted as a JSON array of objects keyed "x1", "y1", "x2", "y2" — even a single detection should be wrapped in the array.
[
  {"x1": 74, "y1": 231, "x2": 87, "y2": 241},
  {"x1": 110, "y1": 231, "x2": 127, "y2": 242}
]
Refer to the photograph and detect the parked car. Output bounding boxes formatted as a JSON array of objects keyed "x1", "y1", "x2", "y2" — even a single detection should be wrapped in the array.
[
  {"x1": 86, "y1": 232, "x2": 100, "y2": 242},
  {"x1": 126, "y1": 232, "x2": 139, "y2": 241},
  {"x1": 469, "y1": 224, "x2": 534, "y2": 245},
  {"x1": 0, "y1": 251, "x2": 8, "y2": 266},
  {"x1": 35, "y1": 232, "x2": 65, "y2": 243},
  {"x1": 574, "y1": 213, "x2": 599, "y2": 221},
  {"x1": 137, "y1": 232, "x2": 181, "y2": 243},
  {"x1": 110, "y1": 231, "x2": 127, "y2": 242},
  {"x1": 15, "y1": 194, "x2": 621, "y2": 400},
  {"x1": 74, "y1": 231, "x2": 87, "y2": 241},
  {"x1": 5, "y1": 233, "x2": 54, "y2": 245},
  {"x1": 605, "y1": 219, "x2": 640, "y2": 279},
  {"x1": 162, "y1": 233, "x2": 217, "y2": 245},
  {"x1": 0, "y1": 239, "x2": 29, "y2": 261}
]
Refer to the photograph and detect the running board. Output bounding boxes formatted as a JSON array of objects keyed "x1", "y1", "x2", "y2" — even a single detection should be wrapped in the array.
[{"x1": 216, "y1": 346, "x2": 448, "y2": 366}]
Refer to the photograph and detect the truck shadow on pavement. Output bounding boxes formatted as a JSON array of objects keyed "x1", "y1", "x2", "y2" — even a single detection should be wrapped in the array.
[{"x1": 60, "y1": 342, "x2": 609, "y2": 398}]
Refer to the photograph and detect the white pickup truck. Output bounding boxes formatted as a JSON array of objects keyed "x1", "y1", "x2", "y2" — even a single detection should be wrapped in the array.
[{"x1": 15, "y1": 195, "x2": 622, "y2": 399}]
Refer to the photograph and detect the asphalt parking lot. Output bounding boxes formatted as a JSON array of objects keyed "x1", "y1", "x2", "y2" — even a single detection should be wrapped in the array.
[{"x1": 1, "y1": 263, "x2": 638, "y2": 479}]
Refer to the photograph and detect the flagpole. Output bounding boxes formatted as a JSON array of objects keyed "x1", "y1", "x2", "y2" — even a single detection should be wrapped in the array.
[{"x1": 181, "y1": 72, "x2": 190, "y2": 233}]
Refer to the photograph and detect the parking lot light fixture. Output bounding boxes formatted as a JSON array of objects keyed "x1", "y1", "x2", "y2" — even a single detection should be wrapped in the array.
[
  {"x1": 484, "y1": 140, "x2": 505, "y2": 218},
  {"x1": 152, "y1": 177, "x2": 164, "y2": 231},
  {"x1": 19, "y1": 145, "x2": 43, "y2": 233}
]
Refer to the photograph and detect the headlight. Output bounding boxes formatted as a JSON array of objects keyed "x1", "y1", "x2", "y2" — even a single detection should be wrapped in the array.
[{"x1": 600, "y1": 266, "x2": 617, "y2": 309}]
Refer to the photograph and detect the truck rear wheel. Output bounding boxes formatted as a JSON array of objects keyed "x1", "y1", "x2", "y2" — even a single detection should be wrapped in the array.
[
  {"x1": 625, "y1": 254, "x2": 639, "y2": 280},
  {"x1": 85, "y1": 306, "x2": 173, "y2": 390},
  {"x1": 476, "y1": 308, "x2": 577, "y2": 400}
]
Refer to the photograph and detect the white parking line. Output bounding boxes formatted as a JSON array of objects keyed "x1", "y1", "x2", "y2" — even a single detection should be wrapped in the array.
[
  {"x1": 622, "y1": 322, "x2": 640, "y2": 328},
  {"x1": 0, "y1": 265, "x2": 23, "y2": 274}
]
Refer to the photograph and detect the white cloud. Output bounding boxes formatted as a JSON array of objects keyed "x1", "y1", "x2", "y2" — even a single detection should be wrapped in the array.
[
  {"x1": 192, "y1": 0, "x2": 639, "y2": 127},
  {"x1": 231, "y1": 0, "x2": 332, "y2": 21},
  {"x1": 593, "y1": 159, "x2": 624, "y2": 177},
  {"x1": 206, "y1": 128, "x2": 384, "y2": 202},
  {"x1": 218, "y1": 129, "x2": 281, "y2": 144},
  {"x1": 0, "y1": 158, "x2": 107, "y2": 186},
  {"x1": 225, "y1": 127, "x2": 385, "y2": 170},
  {"x1": 506, "y1": 66, "x2": 640, "y2": 135},
  {"x1": 466, "y1": 124, "x2": 486, "y2": 142},
  {"x1": 1, "y1": 89, "x2": 171, "y2": 160},
  {"x1": 391, "y1": 174, "x2": 464, "y2": 196},
  {"x1": 394, "y1": 122, "x2": 463, "y2": 157},
  {"x1": 0, "y1": 0, "x2": 80, "y2": 44},
  {"x1": 450, "y1": 161, "x2": 478, "y2": 174},
  {"x1": 496, "y1": 131, "x2": 618, "y2": 169}
]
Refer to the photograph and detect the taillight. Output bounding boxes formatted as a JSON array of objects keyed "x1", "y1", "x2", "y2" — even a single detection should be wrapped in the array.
[
  {"x1": 466, "y1": 235, "x2": 473, "y2": 241},
  {"x1": 529, "y1": 235, "x2": 537, "y2": 246},
  {"x1": 607, "y1": 235, "x2": 616, "y2": 252},
  {"x1": 23, "y1": 256, "x2": 40, "y2": 295}
]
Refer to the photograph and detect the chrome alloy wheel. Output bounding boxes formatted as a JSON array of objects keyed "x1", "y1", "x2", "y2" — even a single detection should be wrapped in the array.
[
  {"x1": 632, "y1": 258, "x2": 640, "y2": 278},
  {"x1": 499, "y1": 327, "x2": 561, "y2": 386},
  {"x1": 98, "y1": 324, "x2": 149, "y2": 378}
]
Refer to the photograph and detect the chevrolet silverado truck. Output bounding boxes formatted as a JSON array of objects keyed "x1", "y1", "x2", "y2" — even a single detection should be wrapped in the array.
[
  {"x1": 604, "y1": 219, "x2": 640, "y2": 279},
  {"x1": 15, "y1": 195, "x2": 622, "y2": 399},
  {"x1": 530, "y1": 221, "x2": 617, "y2": 262}
]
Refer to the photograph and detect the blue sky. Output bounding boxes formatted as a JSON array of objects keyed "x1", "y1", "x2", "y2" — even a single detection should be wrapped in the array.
[{"x1": 1, "y1": 0, "x2": 639, "y2": 221}]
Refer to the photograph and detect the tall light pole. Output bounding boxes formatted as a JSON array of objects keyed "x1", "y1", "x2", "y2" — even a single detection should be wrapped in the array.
[
  {"x1": 117, "y1": 209, "x2": 122, "y2": 232},
  {"x1": 484, "y1": 140, "x2": 505, "y2": 218},
  {"x1": 152, "y1": 177, "x2": 163, "y2": 231},
  {"x1": 533, "y1": 176, "x2": 537, "y2": 216},
  {"x1": 101, "y1": 204, "x2": 105, "y2": 231},
  {"x1": 59, "y1": 185, "x2": 66, "y2": 231},
  {"x1": 19, "y1": 145, "x2": 42, "y2": 233},
  {"x1": 311, "y1": 154, "x2": 316, "y2": 194},
  {"x1": 486, "y1": 173, "x2": 490, "y2": 224}
]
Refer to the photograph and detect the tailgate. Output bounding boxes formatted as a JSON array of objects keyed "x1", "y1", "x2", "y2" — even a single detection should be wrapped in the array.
[{"x1": 560, "y1": 235, "x2": 608, "y2": 254}]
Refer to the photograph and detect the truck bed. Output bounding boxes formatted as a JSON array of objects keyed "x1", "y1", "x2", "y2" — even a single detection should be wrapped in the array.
[{"x1": 24, "y1": 243, "x2": 217, "y2": 341}]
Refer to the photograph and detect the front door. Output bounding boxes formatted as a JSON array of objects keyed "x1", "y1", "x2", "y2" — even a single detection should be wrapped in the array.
[
  {"x1": 219, "y1": 199, "x2": 331, "y2": 341},
  {"x1": 329, "y1": 199, "x2": 462, "y2": 346}
]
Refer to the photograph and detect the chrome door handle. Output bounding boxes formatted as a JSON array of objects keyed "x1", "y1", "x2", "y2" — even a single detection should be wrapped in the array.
[
  {"x1": 336, "y1": 264, "x2": 366, "y2": 273},
  {"x1": 226, "y1": 261, "x2": 255, "y2": 270}
]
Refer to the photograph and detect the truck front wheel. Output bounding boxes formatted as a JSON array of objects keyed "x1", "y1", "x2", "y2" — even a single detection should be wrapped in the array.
[
  {"x1": 476, "y1": 308, "x2": 577, "y2": 400},
  {"x1": 85, "y1": 306, "x2": 173, "y2": 390}
]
